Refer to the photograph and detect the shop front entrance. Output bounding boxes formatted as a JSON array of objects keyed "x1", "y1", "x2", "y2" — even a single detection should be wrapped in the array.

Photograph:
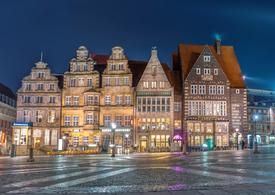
[
  {"x1": 173, "y1": 135, "x2": 182, "y2": 151},
  {"x1": 103, "y1": 135, "x2": 110, "y2": 151},
  {"x1": 140, "y1": 141, "x2": 147, "y2": 152},
  {"x1": 34, "y1": 137, "x2": 41, "y2": 149}
]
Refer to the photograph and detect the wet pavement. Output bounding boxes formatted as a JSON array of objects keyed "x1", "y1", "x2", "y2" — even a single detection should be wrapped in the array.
[{"x1": 1, "y1": 146, "x2": 275, "y2": 194}]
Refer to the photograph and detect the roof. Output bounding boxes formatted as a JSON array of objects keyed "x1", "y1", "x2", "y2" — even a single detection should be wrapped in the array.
[
  {"x1": 177, "y1": 44, "x2": 246, "y2": 88},
  {"x1": 0, "y1": 82, "x2": 16, "y2": 100},
  {"x1": 52, "y1": 74, "x2": 64, "y2": 89},
  {"x1": 91, "y1": 54, "x2": 171, "y2": 88},
  {"x1": 165, "y1": 71, "x2": 182, "y2": 94},
  {"x1": 171, "y1": 52, "x2": 179, "y2": 71}
]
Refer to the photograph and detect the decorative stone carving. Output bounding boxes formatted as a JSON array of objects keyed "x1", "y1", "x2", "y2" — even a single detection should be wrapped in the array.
[{"x1": 201, "y1": 75, "x2": 213, "y2": 81}]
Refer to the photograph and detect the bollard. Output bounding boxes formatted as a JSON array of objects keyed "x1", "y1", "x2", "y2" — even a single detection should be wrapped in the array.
[{"x1": 27, "y1": 148, "x2": 34, "y2": 162}]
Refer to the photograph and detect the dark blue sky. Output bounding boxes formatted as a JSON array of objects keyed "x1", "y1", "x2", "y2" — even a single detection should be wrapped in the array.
[{"x1": 0, "y1": 0, "x2": 274, "y2": 93}]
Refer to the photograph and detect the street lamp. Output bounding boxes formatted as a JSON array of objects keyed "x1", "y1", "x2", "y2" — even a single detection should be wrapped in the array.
[
  {"x1": 254, "y1": 115, "x2": 260, "y2": 154},
  {"x1": 236, "y1": 128, "x2": 239, "y2": 150},
  {"x1": 111, "y1": 123, "x2": 116, "y2": 157},
  {"x1": 125, "y1": 134, "x2": 129, "y2": 155}
]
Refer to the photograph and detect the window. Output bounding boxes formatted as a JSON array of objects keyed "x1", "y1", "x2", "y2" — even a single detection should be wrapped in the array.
[
  {"x1": 214, "y1": 69, "x2": 218, "y2": 75},
  {"x1": 217, "y1": 86, "x2": 224, "y2": 95},
  {"x1": 142, "y1": 106, "x2": 146, "y2": 112},
  {"x1": 207, "y1": 124, "x2": 212, "y2": 132},
  {"x1": 236, "y1": 89, "x2": 240, "y2": 94},
  {"x1": 152, "y1": 98, "x2": 156, "y2": 105},
  {"x1": 21, "y1": 129, "x2": 27, "y2": 145},
  {"x1": 195, "y1": 136, "x2": 200, "y2": 146},
  {"x1": 83, "y1": 136, "x2": 89, "y2": 146},
  {"x1": 37, "y1": 84, "x2": 44, "y2": 90},
  {"x1": 105, "y1": 96, "x2": 111, "y2": 105},
  {"x1": 73, "y1": 116, "x2": 79, "y2": 126},
  {"x1": 162, "y1": 106, "x2": 165, "y2": 112},
  {"x1": 166, "y1": 106, "x2": 170, "y2": 112},
  {"x1": 117, "y1": 95, "x2": 122, "y2": 105},
  {"x1": 147, "y1": 106, "x2": 151, "y2": 112},
  {"x1": 204, "y1": 56, "x2": 210, "y2": 62},
  {"x1": 204, "y1": 101, "x2": 212, "y2": 116},
  {"x1": 196, "y1": 68, "x2": 200, "y2": 74},
  {"x1": 152, "y1": 82, "x2": 156, "y2": 88},
  {"x1": 143, "y1": 82, "x2": 148, "y2": 88},
  {"x1": 48, "y1": 110, "x2": 55, "y2": 123},
  {"x1": 162, "y1": 98, "x2": 165, "y2": 105},
  {"x1": 118, "y1": 63, "x2": 123, "y2": 70},
  {"x1": 209, "y1": 85, "x2": 216, "y2": 94},
  {"x1": 70, "y1": 79, "x2": 76, "y2": 87},
  {"x1": 157, "y1": 98, "x2": 160, "y2": 105},
  {"x1": 26, "y1": 83, "x2": 31, "y2": 90},
  {"x1": 125, "y1": 115, "x2": 131, "y2": 126},
  {"x1": 191, "y1": 85, "x2": 197, "y2": 94},
  {"x1": 138, "y1": 98, "x2": 141, "y2": 105},
  {"x1": 188, "y1": 101, "x2": 195, "y2": 115},
  {"x1": 116, "y1": 115, "x2": 122, "y2": 126},
  {"x1": 123, "y1": 77, "x2": 128, "y2": 85},
  {"x1": 199, "y1": 85, "x2": 205, "y2": 94},
  {"x1": 94, "y1": 114, "x2": 98, "y2": 125},
  {"x1": 83, "y1": 64, "x2": 88, "y2": 71},
  {"x1": 65, "y1": 96, "x2": 71, "y2": 105},
  {"x1": 75, "y1": 65, "x2": 80, "y2": 72},
  {"x1": 94, "y1": 96, "x2": 99, "y2": 105},
  {"x1": 106, "y1": 77, "x2": 111, "y2": 86},
  {"x1": 94, "y1": 136, "x2": 100, "y2": 144},
  {"x1": 213, "y1": 101, "x2": 219, "y2": 116},
  {"x1": 220, "y1": 101, "x2": 226, "y2": 116},
  {"x1": 147, "y1": 98, "x2": 151, "y2": 105},
  {"x1": 79, "y1": 78, "x2": 84, "y2": 86},
  {"x1": 44, "y1": 130, "x2": 50, "y2": 145},
  {"x1": 73, "y1": 136, "x2": 79, "y2": 146},
  {"x1": 114, "y1": 77, "x2": 119, "y2": 86},
  {"x1": 111, "y1": 64, "x2": 116, "y2": 71},
  {"x1": 37, "y1": 96, "x2": 43, "y2": 103},
  {"x1": 49, "y1": 83, "x2": 54, "y2": 90},
  {"x1": 24, "y1": 96, "x2": 31, "y2": 103},
  {"x1": 104, "y1": 115, "x2": 111, "y2": 126},
  {"x1": 188, "y1": 123, "x2": 193, "y2": 131},
  {"x1": 73, "y1": 96, "x2": 79, "y2": 105},
  {"x1": 87, "y1": 114, "x2": 93, "y2": 124},
  {"x1": 64, "y1": 116, "x2": 70, "y2": 126},
  {"x1": 87, "y1": 78, "x2": 92, "y2": 86},
  {"x1": 49, "y1": 96, "x2": 55, "y2": 103},
  {"x1": 223, "y1": 136, "x2": 228, "y2": 146},
  {"x1": 152, "y1": 65, "x2": 157, "y2": 75},
  {"x1": 175, "y1": 102, "x2": 181, "y2": 111},
  {"x1": 51, "y1": 130, "x2": 58, "y2": 145},
  {"x1": 36, "y1": 110, "x2": 43, "y2": 123},
  {"x1": 216, "y1": 136, "x2": 222, "y2": 146},
  {"x1": 37, "y1": 72, "x2": 44, "y2": 78},
  {"x1": 125, "y1": 96, "x2": 131, "y2": 105},
  {"x1": 87, "y1": 95, "x2": 93, "y2": 105},
  {"x1": 160, "y1": 82, "x2": 165, "y2": 89},
  {"x1": 166, "y1": 98, "x2": 170, "y2": 105},
  {"x1": 138, "y1": 106, "x2": 141, "y2": 112},
  {"x1": 204, "y1": 69, "x2": 210, "y2": 75}
]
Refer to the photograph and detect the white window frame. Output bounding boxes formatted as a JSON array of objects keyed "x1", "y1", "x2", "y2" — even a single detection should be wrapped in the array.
[
  {"x1": 191, "y1": 85, "x2": 197, "y2": 94},
  {"x1": 83, "y1": 64, "x2": 88, "y2": 71},
  {"x1": 118, "y1": 63, "x2": 123, "y2": 70},
  {"x1": 125, "y1": 115, "x2": 131, "y2": 126},
  {"x1": 78, "y1": 78, "x2": 84, "y2": 86},
  {"x1": 114, "y1": 77, "x2": 120, "y2": 86},
  {"x1": 73, "y1": 136, "x2": 79, "y2": 146},
  {"x1": 160, "y1": 81, "x2": 165, "y2": 89},
  {"x1": 48, "y1": 110, "x2": 55, "y2": 123},
  {"x1": 36, "y1": 110, "x2": 43, "y2": 123},
  {"x1": 87, "y1": 114, "x2": 93, "y2": 125},
  {"x1": 125, "y1": 95, "x2": 131, "y2": 105},
  {"x1": 214, "y1": 69, "x2": 218, "y2": 75},
  {"x1": 65, "y1": 96, "x2": 71, "y2": 106},
  {"x1": 104, "y1": 115, "x2": 111, "y2": 126},
  {"x1": 83, "y1": 136, "x2": 89, "y2": 146},
  {"x1": 117, "y1": 95, "x2": 122, "y2": 105},
  {"x1": 174, "y1": 102, "x2": 181, "y2": 111},
  {"x1": 143, "y1": 82, "x2": 148, "y2": 88},
  {"x1": 111, "y1": 64, "x2": 116, "y2": 71},
  {"x1": 123, "y1": 77, "x2": 128, "y2": 86},
  {"x1": 209, "y1": 85, "x2": 216, "y2": 94},
  {"x1": 37, "y1": 72, "x2": 44, "y2": 78},
  {"x1": 87, "y1": 95, "x2": 93, "y2": 105},
  {"x1": 50, "y1": 83, "x2": 54, "y2": 90},
  {"x1": 64, "y1": 116, "x2": 70, "y2": 126},
  {"x1": 204, "y1": 69, "x2": 210, "y2": 75},
  {"x1": 204, "y1": 56, "x2": 210, "y2": 62},
  {"x1": 106, "y1": 77, "x2": 111, "y2": 86},
  {"x1": 70, "y1": 78, "x2": 76, "y2": 87},
  {"x1": 196, "y1": 68, "x2": 200, "y2": 74},
  {"x1": 75, "y1": 64, "x2": 81, "y2": 72},
  {"x1": 73, "y1": 116, "x2": 79, "y2": 126},
  {"x1": 37, "y1": 83, "x2": 44, "y2": 90},
  {"x1": 87, "y1": 78, "x2": 92, "y2": 86},
  {"x1": 199, "y1": 85, "x2": 205, "y2": 94},
  {"x1": 105, "y1": 96, "x2": 111, "y2": 105},
  {"x1": 73, "y1": 96, "x2": 79, "y2": 105},
  {"x1": 116, "y1": 115, "x2": 122, "y2": 126},
  {"x1": 49, "y1": 96, "x2": 55, "y2": 103},
  {"x1": 217, "y1": 86, "x2": 224, "y2": 95},
  {"x1": 152, "y1": 82, "x2": 157, "y2": 89},
  {"x1": 236, "y1": 89, "x2": 240, "y2": 94}
]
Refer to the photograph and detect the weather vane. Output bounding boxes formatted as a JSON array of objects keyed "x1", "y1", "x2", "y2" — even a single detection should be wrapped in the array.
[
  {"x1": 40, "y1": 52, "x2": 43, "y2": 62},
  {"x1": 151, "y1": 46, "x2": 157, "y2": 50}
]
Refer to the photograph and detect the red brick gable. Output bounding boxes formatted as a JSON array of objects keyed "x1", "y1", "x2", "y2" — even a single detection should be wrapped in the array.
[{"x1": 177, "y1": 44, "x2": 246, "y2": 88}]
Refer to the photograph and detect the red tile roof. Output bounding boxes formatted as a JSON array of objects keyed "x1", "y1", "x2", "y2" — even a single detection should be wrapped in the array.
[
  {"x1": 0, "y1": 82, "x2": 16, "y2": 100},
  {"x1": 165, "y1": 71, "x2": 182, "y2": 94},
  {"x1": 177, "y1": 44, "x2": 246, "y2": 88}
]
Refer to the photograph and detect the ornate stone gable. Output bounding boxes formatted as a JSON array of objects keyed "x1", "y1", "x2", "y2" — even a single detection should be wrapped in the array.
[{"x1": 136, "y1": 50, "x2": 171, "y2": 90}]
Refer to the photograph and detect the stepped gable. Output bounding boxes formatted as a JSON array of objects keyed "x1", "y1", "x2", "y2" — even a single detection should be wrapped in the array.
[
  {"x1": 0, "y1": 82, "x2": 16, "y2": 100},
  {"x1": 177, "y1": 44, "x2": 246, "y2": 88}
]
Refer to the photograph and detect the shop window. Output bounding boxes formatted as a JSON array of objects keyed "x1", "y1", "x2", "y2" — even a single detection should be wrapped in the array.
[
  {"x1": 195, "y1": 123, "x2": 200, "y2": 132},
  {"x1": 195, "y1": 136, "x2": 200, "y2": 146},
  {"x1": 44, "y1": 130, "x2": 50, "y2": 145},
  {"x1": 188, "y1": 123, "x2": 193, "y2": 132},
  {"x1": 51, "y1": 130, "x2": 57, "y2": 145},
  {"x1": 216, "y1": 136, "x2": 222, "y2": 146}
]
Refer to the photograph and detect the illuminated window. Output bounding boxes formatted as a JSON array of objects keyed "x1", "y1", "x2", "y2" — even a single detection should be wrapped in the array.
[
  {"x1": 195, "y1": 136, "x2": 200, "y2": 146},
  {"x1": 160, "y1": 82, "x2": 165, "y2": 89},
  {"x1": 36, "y1": 110, "x2": 43, "y2": 123},
  {"x1": 195, "y1": 123, "x2": 200, "y2": 132},
  {"x1": 44, "y1": 130, "x2": 50, "y2": 145},
  {"x1": 207, "y1": 124, "x2": 212, "y2": 132},
  {"x1": 223, "y1": 136, "x2": 228, "y2": 146},
  {"x1": 51, "y1": 130, "x2": 57, "y2": 145},
  {"x1": 152, "y1": 82, "x2": 157, "y2": 89},
  {"x1": 216, "y1": 136, "x2": 222, "y2": 146},
  {"x1": 201, "y1": 136, "x2": 204, "y2": 144},
  {"x1": 48, "y1": 110, "x2": 55, "y2": 123},
  {"x1": 201, "y1": 124, "x2": 204, "y2": 132},
  {"x1": 188, "y1": 123, "x2": 193, "y2": 132},
  {"x1": 216, "y1": 123, "x2": 222, "y2": 132},
  {"x1": 143, "y1": 82, "x2": 148, "y2": 88}
]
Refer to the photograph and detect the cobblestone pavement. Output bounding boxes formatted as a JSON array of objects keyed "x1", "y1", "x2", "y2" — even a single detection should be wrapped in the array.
[{"x1": 1, "y1": 146, "x2": 275, "y2": 194}]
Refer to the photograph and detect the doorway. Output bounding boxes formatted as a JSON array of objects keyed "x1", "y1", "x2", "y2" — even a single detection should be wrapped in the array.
[
  {"x1": 140, "y1": 141, "x2": 147, "y2": 152},
  {"x1": 174, "y1": 140, "x2": 182, "y2": 151},
  {"x1": 103, "y1": 135, "x2": 110, "y2": 151},
  {"x1": 34, "y1": 138, "x2": 41, "y2": 149}
]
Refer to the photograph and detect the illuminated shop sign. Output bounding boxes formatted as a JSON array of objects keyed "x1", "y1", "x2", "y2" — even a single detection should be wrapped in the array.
[
  {"x1": 101, "y1": 129, "x2": 131, "y2": 132},
  {"x1": 73, "y1": 129, "x2": 80, "y2": 132},
  {"x1": 13, "y1": 122, "x2": 33, "y2": 126}
]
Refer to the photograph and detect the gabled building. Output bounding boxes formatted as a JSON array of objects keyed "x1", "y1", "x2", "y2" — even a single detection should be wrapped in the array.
[
  {"x1": 135, "y1": 49, "x2": 174, "y2": 152},
  {"x1": 0, "y1": 83, "x2": 17, "y2": 154},
  {"x1": 61, "y1": 46, "x2": 100, "y2": 150},
  {"x1": 172, "y1": 40, "x2": 247, "y2": 149},
  {"x1": 14, "y1": 60, "x2": 61, "y2": 155}
]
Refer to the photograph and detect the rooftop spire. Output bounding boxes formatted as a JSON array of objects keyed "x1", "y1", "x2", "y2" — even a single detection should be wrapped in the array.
[{"x1": 40, "y1": 51, "x2": 43, "y2": 62}]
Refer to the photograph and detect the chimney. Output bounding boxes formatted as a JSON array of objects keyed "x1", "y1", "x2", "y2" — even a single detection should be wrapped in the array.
[{"x1": 215, "y1": 39, "x2": 221, "y2": 55}]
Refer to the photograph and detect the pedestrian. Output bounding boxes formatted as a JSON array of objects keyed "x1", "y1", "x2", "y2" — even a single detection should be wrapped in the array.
[{"x1": 241, "y1": 139, "x2": 245, "y2": 150}]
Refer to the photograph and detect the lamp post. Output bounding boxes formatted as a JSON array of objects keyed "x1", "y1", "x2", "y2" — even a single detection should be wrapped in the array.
[
  {"x1": 254, "y1": 115, "x2": 260, "y2": 154},
  {"x1": 189, "y1": 131, "x2": 191, "y2": 153},
  {"x1": 111, "y1": 123, "x2": 116, "y2": 157},
  {"x1": 125, "y1": 134, "x2": 129, "y2": 155},
  {"x1": 236, "y1": 128, "x2": 239, "y2": 150}
]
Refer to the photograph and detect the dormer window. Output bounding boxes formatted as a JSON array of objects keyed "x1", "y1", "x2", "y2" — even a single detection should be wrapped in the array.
[
  {"x1": 37, "y1": 72, "x2": 44, "y2": 78},
  {"x1": 111, "y1": 64, "x2": 116, "y2": 71},
  {"x1": 204, "y1": 69, "x2": 210, "y2": 75},
  {"x1": 204, "y1": 56, "x2": 210, "y2": 62},
  {"x1": 152, "y1": 66, "x2": 157, "y2": 76},
  {"x1": 75, "y1": 65, "x2": 80, "y2": 72},
  {"x1": 196, "y1": 68, "x2": 200, "y2": 74},
  {"x1": 83, "y1": 64, "x2": 88, "y2": 71},
  {"x1": 118, "y1": 63, "x2": 123, "y2": 70}
]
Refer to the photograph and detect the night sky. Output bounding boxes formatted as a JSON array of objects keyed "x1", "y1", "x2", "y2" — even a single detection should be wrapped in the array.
[{"x1": 0, "y1": 0, "x2": 274, "y2": 93}]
